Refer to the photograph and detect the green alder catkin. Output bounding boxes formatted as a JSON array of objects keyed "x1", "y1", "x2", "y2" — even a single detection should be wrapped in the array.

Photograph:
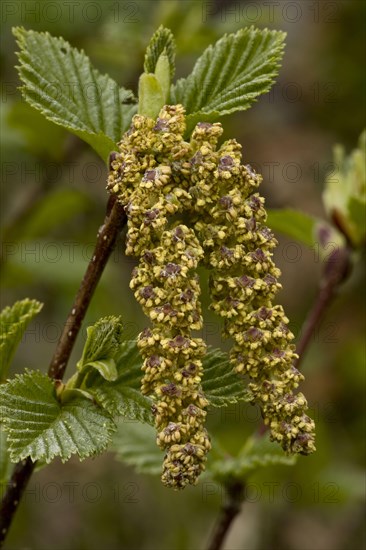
[
  {"x1": 108, "y1": 106, "x2": 210, "y2": 489},
  {"x1": 188, "y1": 122, "x2": 316, "y2": 455},
  {"x1": 107, "y1": 104, "x2": 315, "y2": 489}
]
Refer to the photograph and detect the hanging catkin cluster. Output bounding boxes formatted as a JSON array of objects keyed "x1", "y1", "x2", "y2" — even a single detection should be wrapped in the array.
[
  {"x1": 188, "y1": 122, "x2": 315, "y2": 455},
  {"x1": 107, "y1": 104, "x2": 315, "y2": 488},
  {"x1": 108, "y1": 106, "x2": 211, "y2": 489}
]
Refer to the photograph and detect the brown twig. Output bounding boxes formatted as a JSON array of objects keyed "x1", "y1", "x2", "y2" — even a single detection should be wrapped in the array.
[
  {"x1": 295, "y1": 246, "x2": 351, "y2": 368},
  {"x1": 206, "y1": 482, "x2": 245, "y2": 550},
  {"x1": 0, "y1": 195, "x2": 126, "y2": 547}
]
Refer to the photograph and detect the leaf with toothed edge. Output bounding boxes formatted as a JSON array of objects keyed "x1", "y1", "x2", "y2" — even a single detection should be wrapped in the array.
[
  {"x1": 84, "y1": 341, "x2": 250, "y2": 425},
  {"x1": 13, "y1": 27, "x2": 137, "y2": 162},
  {"x1": 84, "y1": 339, "x2": 154, "y2": 424},
  {"x1": 171, "y1": 26, "x2": 286, "y2": 134},
  {"x1": 144, "y1": 25, "x2": 176, "y2": 79},
  {"x1": 0, "y1": 370, "x2": 116, "y2": 463},
  {"x1": 201, "y1": 349, "x2": 250, "y2": 407},
  {"x1": 77, "y1": 316, "x2": 124, "y2": 381},
  {"x1": 0, "y1": 299, "x2": 43, "y2": 382}
]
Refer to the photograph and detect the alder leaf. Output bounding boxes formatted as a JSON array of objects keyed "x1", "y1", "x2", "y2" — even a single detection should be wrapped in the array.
[
  {"x1": 171, "y1": 26, "x2": 286, "y2": 133},
  {"x1": 0, "y1": 370, "x2": 116, "y2": 463},
  {"x1": 77, "y1": 316, "x2": 124, "y2": 381},
  {"x1": 0, "y1": 299, "x2": 43, "y2": 382},
  {"x1": 13, "y1": 27, "x2": 137, "y2": 162},
  {"x1": 84, "y1": 340, "x2": 154, "y2": 424},
  {"x1": 201, "y1": 349, "x2": 250, "y2": 408},
  {"x1": 144, "y1": 25, "x2": 176, "y2": 79}
]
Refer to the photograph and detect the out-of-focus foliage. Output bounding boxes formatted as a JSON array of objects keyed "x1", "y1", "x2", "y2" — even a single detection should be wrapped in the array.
[{"x1": 323, "y1": 131, "x2": 366, "y2": 248}]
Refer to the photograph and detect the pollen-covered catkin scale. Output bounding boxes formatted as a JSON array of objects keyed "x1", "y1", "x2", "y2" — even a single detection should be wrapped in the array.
[
  {"x1": 108, "y1": 105, "x2": 211, "y2": 489},
  {"x1": 188, "y1": 122, "x2": 316, "y2": 456}
]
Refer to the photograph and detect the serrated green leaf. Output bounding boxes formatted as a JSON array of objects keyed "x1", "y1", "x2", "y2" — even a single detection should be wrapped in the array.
[
  {"x1": 84, "y1": 340, "x2": 154, "y2": 424},
  {"x1": 92, "y1": 385, "x2": 153, "y2": 425},
  {"x1": 112, "y1": 420, "x2": 162, "y2": 475},
  {"x1": 77, "y1": 316, "x2": 123, "y2": 379},
  {"x1": 171, "y1": 27, "x2": 286, "y2": 133},
  {"x1": 13, "y1": 27, "x2": 137, "y2": 162},
  {"x1": 0, "y1": 370, "x2": 115, "y2": 463},
  {"x1": 0, "y1": 299, "x2": 43, "y2": 382},
  {"x1": 201, "y1": 349, "x2": 250, "y2": 407},
  {"x1": 208, "y1": 433, "x2": 296, "y2": 482},
  {"x1": 84, "y1": 341, "x2": 249, "y2": 423},
  {"x1": 86, "y1": 359, "x2": 118, "y2": 382},
  {"x1": 59, "y1": 386, "x2": 95, "y2": 404},
  {"x1": 144, "y1": 26, "x2": 176, "y2": 79},
  {"x1": 266, "y1": 208, "x2": 318, "y2": 247}
]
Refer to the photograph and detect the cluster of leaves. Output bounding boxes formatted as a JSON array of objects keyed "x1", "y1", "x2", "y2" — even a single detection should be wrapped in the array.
[
  {"x1": 0, "y1": 304, "x2": 257, "y2": 479},
  {"x1": 13, "y1": 25, "x2": 285, "y2": 162},
  {"x1": 2, "y1": 21, "x2": 364, "y2": 493},
  {"x1": 0, "y1": 25, "x2": 299, "y2": 487},
  {"x1": 14, "y1": 22, "x2": 363, "y2": 258},
  {"x1": 11, "y1": 25, "x2": 362, "y2": 500}
]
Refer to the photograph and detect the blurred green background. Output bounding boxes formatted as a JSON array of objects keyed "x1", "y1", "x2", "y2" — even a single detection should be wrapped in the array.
[{"x1": 0, "y1": 1, "x2": 365, "y2": 549}]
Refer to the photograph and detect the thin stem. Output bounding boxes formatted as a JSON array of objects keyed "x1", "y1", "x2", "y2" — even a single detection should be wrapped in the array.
[
  {"x1": 295, "y1": 246, "x2": 351, "y2": 368},
  {"x1": 48, "y1": 195, "x2": 126, "y2": 380},
  {"x1": 0, "y1": 195, "x2": 126, "y2": 547},
  {"x1": 206, "y1": 482, "x2": 245, "y2": 550}
]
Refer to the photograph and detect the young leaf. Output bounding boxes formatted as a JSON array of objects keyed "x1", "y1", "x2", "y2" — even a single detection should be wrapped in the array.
[
  {"x1": 138, "y1": 73, "x2": 164, "y2": 119},
  {"x1": 84, "y1": 340, "x2": 154, "y2": 424},
  {"x1": 77, "y1": 316, "x2": 124, "y2": 381},
  {"x1": 266, "y1": 208, "x2": 318, "y2": 248},
  {"x1": 323, "y1": 131, "x2": 366, "y2": 247},
  {"x1": 83, "y1": 340, "x2": 249, "y2": 423},
  {"x1": 0, "y1": 370, "x2": 116, "y2": 463},
  {"x1": 208, "y1": 433, "x2": 296, "y2": 482},
  {"x1": 13, "y1": 27, "x2": 137, "y2": 162},
  {"x1": 111, "y1": 420, "x2": 162, "y2": 475},
  {"x1": 154, "y1": 53, "x2": 171, "y2": 104},
  {"x1": 0, "y1": 299, "x2": 43, "y2": 382},
  {"x1": 144, "y1": 26, "x2": 176, "y2": 79},
  {"x1": 171, "y1": 27, "x2": 286, "y2": 133}
]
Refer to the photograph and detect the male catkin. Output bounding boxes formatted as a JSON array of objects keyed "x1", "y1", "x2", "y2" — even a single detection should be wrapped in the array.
[{"x1": 108, "y1": 105, "x2": 315, "y2": 489}]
